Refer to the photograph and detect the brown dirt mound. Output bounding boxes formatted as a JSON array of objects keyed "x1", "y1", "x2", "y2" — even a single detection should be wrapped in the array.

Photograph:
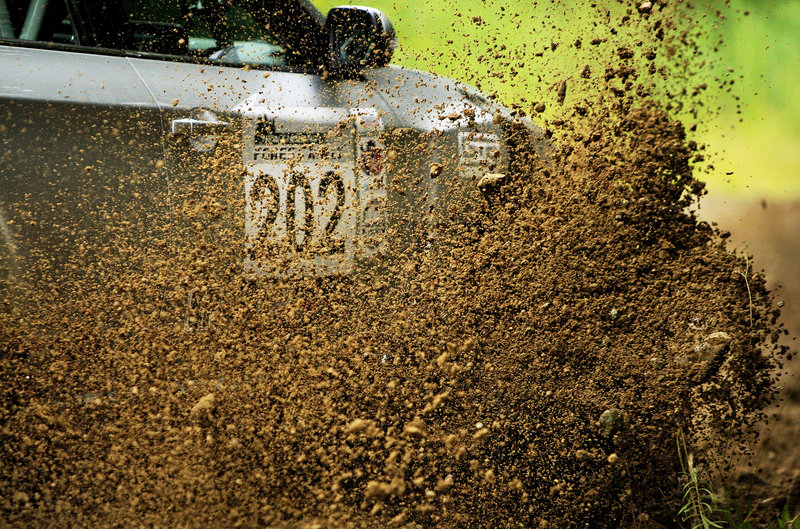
[{"x1": 0, "y1": 100, "x2": 785, "y2": 528}]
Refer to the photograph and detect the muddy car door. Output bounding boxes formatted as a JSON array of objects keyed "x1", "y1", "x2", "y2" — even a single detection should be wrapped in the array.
[
  {"x1": 0, "y1": 0, "x2": 167, "y2": 294},
  {"x1": 75, "y1": 0, "x2": 394, "y2": 289}
]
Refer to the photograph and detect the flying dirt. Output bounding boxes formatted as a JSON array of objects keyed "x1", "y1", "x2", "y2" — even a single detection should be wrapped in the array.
[{"x1": 0, "y1": 1, "x2": 789, "y2": 528}]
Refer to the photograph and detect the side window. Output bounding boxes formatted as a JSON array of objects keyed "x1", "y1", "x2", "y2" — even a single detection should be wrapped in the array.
[
  {"x1": 1, "y1": 0, "x2": 80, "y2": 45},
  {"x1": 120, "y1": 0, "x2": 286, "y2": 67}
]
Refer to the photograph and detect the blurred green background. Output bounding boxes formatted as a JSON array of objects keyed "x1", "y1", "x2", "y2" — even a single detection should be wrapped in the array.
[{"x1": 313, "y1": 0, "x2": 800, "y2": 199}]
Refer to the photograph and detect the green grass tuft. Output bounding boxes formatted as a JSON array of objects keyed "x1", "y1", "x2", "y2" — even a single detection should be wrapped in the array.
[
  {"x1": 677, "y1": 431, "x2": 728, "y2": 529},
  {"x1": 677, "y1": 431, "x2": 800, "y2": 529}
]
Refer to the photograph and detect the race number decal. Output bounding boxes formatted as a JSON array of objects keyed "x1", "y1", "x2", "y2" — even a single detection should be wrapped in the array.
[
  {"x1": 239, "y1": 107, "x2": 388, "y2": 277},
  {"x1": 244, "y1": 136, "x2": 357, "y2": 276}
]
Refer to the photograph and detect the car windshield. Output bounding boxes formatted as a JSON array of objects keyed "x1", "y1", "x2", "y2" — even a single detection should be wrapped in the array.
[{"x1": 121, "y1": 0, "x2": 286, "y2": 66}]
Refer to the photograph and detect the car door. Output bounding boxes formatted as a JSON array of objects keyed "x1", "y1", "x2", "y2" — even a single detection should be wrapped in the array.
[
  {"x1": 77, "y1": 0, "x2": 393, "y2": 284},
  {"x1": 0, "y1": 0, "x2": 167, "y2": 294}
]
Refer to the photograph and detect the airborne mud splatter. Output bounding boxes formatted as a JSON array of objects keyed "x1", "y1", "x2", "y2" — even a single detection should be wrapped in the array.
[{"x1": 0, "y1": 1, "x2": 789, "y2": 529}]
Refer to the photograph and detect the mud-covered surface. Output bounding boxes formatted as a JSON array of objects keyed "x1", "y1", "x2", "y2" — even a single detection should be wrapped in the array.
[{"x1": 0, "y1": 2, "x2": 793, "y2": 529}]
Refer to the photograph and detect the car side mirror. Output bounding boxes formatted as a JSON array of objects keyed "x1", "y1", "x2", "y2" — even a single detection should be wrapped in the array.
[{"x1": 326, "y1": 6, "x2": 397, "y2": 73}]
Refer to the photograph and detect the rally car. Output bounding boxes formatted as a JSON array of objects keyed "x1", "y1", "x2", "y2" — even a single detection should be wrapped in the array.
[{"x1": 0, "y1": 0, "x2": 540, "y2": 286}]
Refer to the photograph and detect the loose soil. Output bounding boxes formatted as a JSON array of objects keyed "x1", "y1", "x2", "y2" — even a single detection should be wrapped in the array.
[
  {"x1": 0, "y1": 2, "x2": 791, "y2": 529},
  {"x1": 699, "y1": 197, "x2": 800, "y2": 519}
]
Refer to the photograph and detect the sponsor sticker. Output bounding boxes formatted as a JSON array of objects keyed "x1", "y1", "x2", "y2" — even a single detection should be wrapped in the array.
[
  {"x1": 244, "y1": 131, "x2": 357, "y2": 277},
  {"x1": 458, "y1": 132, "x2": 501, "y2": 168}
]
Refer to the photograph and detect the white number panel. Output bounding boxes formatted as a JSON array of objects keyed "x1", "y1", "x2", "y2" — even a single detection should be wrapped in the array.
[
  {"x1": 244, "y1": 136, "x2": 357, "y2": 276},
  {"x1": 239, "y1": 107, "x2": 387, "y2": 277}
]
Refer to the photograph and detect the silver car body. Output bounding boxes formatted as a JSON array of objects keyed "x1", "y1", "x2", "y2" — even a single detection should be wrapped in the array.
[{"x1": 0, "y1": 0, "x2": 521, "y2": 285}]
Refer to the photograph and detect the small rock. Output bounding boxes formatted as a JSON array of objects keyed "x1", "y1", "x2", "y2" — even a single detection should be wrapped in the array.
[
  {"x1": 190, "y1": 393, "x2": 216, "y2": 421},
  {"x1": 472, "y1": 427, "x2": 490, "y2": 440},
  {"x1": 575, "y1": 449, "x2": 594, "y2": 462},
  {"x1": 556, "y1": 80, "x2": 567, "y2": 105},
  {"x1": 429, "y1": 163, "x2": 443, "y2": 178},
  {"x1": 422, "y1": 391, "x2": 449, "y2": 414},
  {"x1": 390, "y1": 510, "x2": 409, "y2": 524},
  {"x1": 462, "y1": 338, "x2": 477, "y2": 352},
  {"x1": 404, "y1": 418, "x2": 426, "y2": 438},
  {"x1": 365, "y1": 481, "x2": 392, "y2": 500},
  {"x1": 435, "y1": 475, "x2": 454, "y2": 491},
  {"x1": 477, "y1": 173, "x2": 507, "y2": 194},
  {"x1": 345, "y1": 418, "x2": 374, "y2": 434},
  {"x1": 694, "y1": 331, "x2": 732, "y2": 361},
  {"x1": 649, "y1": 356, "x2": 665, "y2": 369},
  {"x1": 435, "y1": 351, "x2": 449, "y2": 367},
  {"x1": 607, "y1": 453, "x2": 620, "y2": 464},
  {"x1": 638, "y1": 1, "x2": 653, "y2": 13},
  {"x1": 598, "y1": 408, "x2": 623, "y2": 436}
]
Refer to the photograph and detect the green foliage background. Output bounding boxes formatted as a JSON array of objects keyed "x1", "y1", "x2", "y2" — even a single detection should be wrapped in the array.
[{"x1": 314, "y1": 0, "x2": 800, "y2": 198}]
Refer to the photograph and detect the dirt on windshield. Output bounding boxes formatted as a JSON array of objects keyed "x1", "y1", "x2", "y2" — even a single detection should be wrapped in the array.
[{"x1": 0, "y1": 2, "x2": 792, "y2": 529}]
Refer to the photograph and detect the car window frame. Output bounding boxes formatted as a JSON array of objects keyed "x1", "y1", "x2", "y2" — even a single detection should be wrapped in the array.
[
  {"x1": 0, "y1": 0, "x2": 329, "y2": 73},
  {"x1": 82, "y1": 0, "x2": 328, "y2": 72}
]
